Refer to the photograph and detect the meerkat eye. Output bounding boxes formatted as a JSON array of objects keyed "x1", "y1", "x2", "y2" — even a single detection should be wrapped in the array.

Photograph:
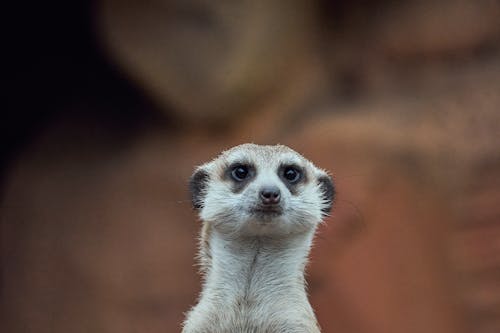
[
  {"x1": 231, "y1": 165, "x2": 249, "y2": 181},
  {"x1": 283, "y1": 166, "x2": 301, "y2": 183}
]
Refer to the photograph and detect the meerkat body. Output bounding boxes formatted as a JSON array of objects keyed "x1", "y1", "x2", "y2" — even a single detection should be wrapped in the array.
[{"x1": 183, "y1": 144, "x2": 334, "y2": 333}]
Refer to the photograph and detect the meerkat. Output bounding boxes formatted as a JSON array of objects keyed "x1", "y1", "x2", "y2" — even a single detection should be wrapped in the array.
[{"x1": 183, "y1": 144, "x2": 335, "y2": 333}]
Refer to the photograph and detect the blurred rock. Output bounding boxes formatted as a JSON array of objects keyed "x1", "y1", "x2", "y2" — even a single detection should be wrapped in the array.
[
  {"x1": 375, "y1": 0, "x2": 500, "y2": 60},
  {"x1": 98, "y1": 0, "x2": 321, "y2": 125},
  {"x1": 1, "y1": 120, "x2": 200, "y2": 333}
]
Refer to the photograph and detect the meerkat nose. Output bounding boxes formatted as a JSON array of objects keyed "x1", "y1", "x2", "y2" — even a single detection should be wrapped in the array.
[{"x1": 260, "y1": 186, "x2": 281, "y2": 205}]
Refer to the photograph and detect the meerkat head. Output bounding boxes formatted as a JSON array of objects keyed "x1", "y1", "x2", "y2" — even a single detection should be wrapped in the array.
[{"x1": 189, "y1": 144, "x2": 335, "y2": 237}]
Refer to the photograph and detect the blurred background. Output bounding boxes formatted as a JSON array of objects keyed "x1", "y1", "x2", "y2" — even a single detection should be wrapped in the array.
[{"x1": 2, "y1": 0, "x2": 500, "y2": 332}]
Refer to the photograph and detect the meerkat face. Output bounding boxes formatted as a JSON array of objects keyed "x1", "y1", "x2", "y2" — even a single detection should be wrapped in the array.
[{"x1": 189, "y1": 144, "x2": 334, "y2": 236}]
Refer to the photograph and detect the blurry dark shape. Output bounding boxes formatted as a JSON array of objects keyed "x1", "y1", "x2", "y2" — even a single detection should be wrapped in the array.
[
  {"x1": 2, "y1": 0, "x2": 168, "y2": 184},
  {"x1": 3, "y1": 2, "x2": 174, "y2": 330}
]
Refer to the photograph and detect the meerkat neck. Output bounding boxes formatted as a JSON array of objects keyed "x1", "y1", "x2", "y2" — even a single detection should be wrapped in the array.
[
  {"x1": 184, "y1": 229, "x2": 321, "y2": 332},
  {"x1": 202, "y1": 229, "x2": 315, "y2": 306}
]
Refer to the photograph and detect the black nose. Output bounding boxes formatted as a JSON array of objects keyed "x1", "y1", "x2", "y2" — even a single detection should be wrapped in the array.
[{"x1": 260, "y1": 186, "x2": 281, "y2": 205}]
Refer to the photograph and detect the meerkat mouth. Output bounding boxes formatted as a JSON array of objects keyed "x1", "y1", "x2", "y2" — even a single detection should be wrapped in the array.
[{"x1": 250, "y1": 205, "x2": 284, "y2": 218}]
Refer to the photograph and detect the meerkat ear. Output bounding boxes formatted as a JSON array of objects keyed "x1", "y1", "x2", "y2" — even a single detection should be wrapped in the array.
[
  {"x1": 189, "y1": 168, "x2": 210, "y2": 210},
  {"x1": 317, "y1": 174, "x2": 335, "y2": 215}
]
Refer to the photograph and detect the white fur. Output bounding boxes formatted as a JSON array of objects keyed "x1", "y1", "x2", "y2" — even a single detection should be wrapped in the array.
[{"x1": 183, "y1": 144, "x2": 330, "y2": 333}]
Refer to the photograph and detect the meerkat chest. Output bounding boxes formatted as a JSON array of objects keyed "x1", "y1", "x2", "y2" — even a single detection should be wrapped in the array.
[
  {"x1": 193, "y1": 301, "x2": 319, "y2": 333},
  {"x1": 185, "y1": 244, "x2": 320, "y2": 333},
  {"x1": 189, "y1": 258, "x2": 319, "y2": 333}
]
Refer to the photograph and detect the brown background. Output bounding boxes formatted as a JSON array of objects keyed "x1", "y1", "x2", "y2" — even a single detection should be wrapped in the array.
[{"x1": 2, "y1": 1, "x2": 500, "y2": 332}]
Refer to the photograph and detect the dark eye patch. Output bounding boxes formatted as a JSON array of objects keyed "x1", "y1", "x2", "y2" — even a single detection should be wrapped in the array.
[
  {"x1": 224, "y1": 162, "x2": 256, "y2": 193},
  {"x1": 283, "y1": 166, "x2": 301, "y2": 183},
  {"x1": 231, "y1": 165, "x2": 250, "y2": 181},
  {"x1": 279, "y1": 164, "x2": 306, "y2": 195}
]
